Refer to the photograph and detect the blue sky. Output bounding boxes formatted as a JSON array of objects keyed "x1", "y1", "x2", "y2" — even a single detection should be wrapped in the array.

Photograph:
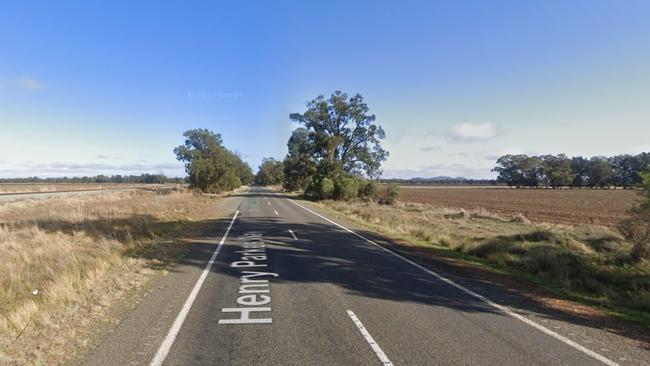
[{"x1": 1, "y1": 0, "x2": 649, "y2": 178}]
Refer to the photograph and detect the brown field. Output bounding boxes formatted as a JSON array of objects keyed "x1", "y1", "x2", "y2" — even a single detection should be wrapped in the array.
[
  {"x1": 396, "y1": 185, "x2": 641, "y2": 227},
  {"x1": 0, "y1": 183, "x2": 178, "y2": 194}
]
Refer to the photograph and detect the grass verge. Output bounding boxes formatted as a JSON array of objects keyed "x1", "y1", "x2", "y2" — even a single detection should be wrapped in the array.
[
  {"x1": 0, "y1": 190, "x2": 228, "y2": 365},
  {"x1": 318, "y1": 200, "x2": 650, "y2": 328}
]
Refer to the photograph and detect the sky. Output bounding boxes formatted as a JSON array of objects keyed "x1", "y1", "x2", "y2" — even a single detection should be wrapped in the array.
[{"x1": 1, "y1": 0, "x2": 649, "y2": 179}]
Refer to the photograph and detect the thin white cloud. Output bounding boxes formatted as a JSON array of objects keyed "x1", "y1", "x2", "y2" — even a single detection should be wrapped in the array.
[
  {"x1": 451, "y1": 122, "x2": 496, "y2": 140},
  {"x1": 420, "y1": 145, "x2": 441, "y2": 152},
  {"x1": 454, "y1": 151, "x2": 500, "y2": 161},
  {"x1": 0, "y1": 76, "x2": 44, "y2": 91}
]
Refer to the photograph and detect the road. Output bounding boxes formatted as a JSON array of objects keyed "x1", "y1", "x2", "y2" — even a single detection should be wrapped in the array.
[{"x1": 82, "y1": 186, "x2": 645, "y2": 366}]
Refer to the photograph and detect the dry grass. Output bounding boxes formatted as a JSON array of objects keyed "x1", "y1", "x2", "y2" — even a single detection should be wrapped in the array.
[
  {"x1": 321, "y1": 200, "x2": 650, "y2": 325},
  {"x1": 0, "y1": 190, "x2": 221, "y2": 364},
  {"x1": 0, "y1": 183, "x2": 176, "y2": 194}
]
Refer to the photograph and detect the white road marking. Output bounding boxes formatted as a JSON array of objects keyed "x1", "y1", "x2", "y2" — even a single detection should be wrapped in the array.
[
  {"x1": 288, "y1": 229, "x2": 298, "y2": 240},
  {"x1": 149, "y1": 210, "x2": 239, "y2": 366},
  {"x1": 274, "y1": 210, "x2": 279, "y2": 216},
  {"x1": 289, "y1": 199, "x2": 619, "y2": 366},
  {"x1": 346, "y1": 310, "x2": 393, "y2": 366},
  {"x1": 267, "y1": 202, "x2": 271, "y2": 205}
]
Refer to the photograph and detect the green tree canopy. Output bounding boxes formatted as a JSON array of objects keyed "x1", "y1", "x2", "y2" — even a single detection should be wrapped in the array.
[
  {"x1": 586, "y1": 157, "x2": 612, "y2": 188},
  {"x1": 173, "y1": 128, "x2": 252, "y2": 192},
  {"x1": 289, "y1": 91, "x2": 388, "y2": 178},
  {"x1": 541, "y1": 154, "x2": 572, "y2": 188},
  {"x1": 492, "y1": 154, "x2": 541, "y2": 188},
  {"x1": 255, "y1": 157, "x2": 284, "y2": 185},
  {"x1": 283, "y1": 127, "x2": 317, "y2": 191}
]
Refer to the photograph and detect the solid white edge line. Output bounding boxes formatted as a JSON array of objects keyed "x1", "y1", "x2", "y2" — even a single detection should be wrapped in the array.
[
  {"x1": 288, "y1": 199, "x2": 619, "y2": 366},
  {"x1": 288, "y1": 229, "x2": 298, "y2": 240},
  {"x1": 149, "y1": 210, "x2": 240, "y2": 366},
  {"x1": 346, "y1": 310, "x2": 393, "y2": 366}
]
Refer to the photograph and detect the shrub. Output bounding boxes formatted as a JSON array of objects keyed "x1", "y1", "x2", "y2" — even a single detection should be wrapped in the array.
[
  {"x1": 304, "y1": 176, "x2": 334, "y2": 200},
  {"x1": 621, "y1": 171, "x2": 650, "y2": 261},
  {"x1": 358, "y1": 180, "x2": 378, "y2": 202},
  {"x1": 333, "y1": 176, "x2": 362, "y2": 201},
  {"x1": 319, "y1": 177, "x2": 335, "y2": 199},
  {"x1": 379, "y1": 183, "x2": 400, "y2": 205}
]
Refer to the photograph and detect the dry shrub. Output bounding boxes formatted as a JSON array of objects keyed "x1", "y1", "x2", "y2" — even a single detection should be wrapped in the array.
[
  {"x1": 322, "y1": 199, "x2": 650, "y2": 314},
  {"x1": 620, "y1": 212, "x2": 650, "y2": 261},
  {"x1": 510, "y1": 213, "x2": 531, "y2": 223}
]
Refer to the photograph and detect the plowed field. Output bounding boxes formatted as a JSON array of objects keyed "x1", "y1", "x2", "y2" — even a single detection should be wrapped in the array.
[{"x1": 397, "y1": 186, "x2": 640, "y2": 227}]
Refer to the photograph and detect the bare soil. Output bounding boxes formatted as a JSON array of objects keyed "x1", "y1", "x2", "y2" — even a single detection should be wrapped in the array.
[{"x1": 397, "y1": 185, "x2": 640, "y2": 227}]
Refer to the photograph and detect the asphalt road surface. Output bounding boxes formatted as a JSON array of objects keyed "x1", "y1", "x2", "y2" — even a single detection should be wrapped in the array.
[{"x1": 82, "y1": 187, "x2": 646, "y2": 366}]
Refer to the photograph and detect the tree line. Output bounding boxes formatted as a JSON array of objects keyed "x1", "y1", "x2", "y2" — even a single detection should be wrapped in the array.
[
  {"x1": 254, "y1": 157, "x2": 284, "y2": 185},
  {"x1": 493, "y1": 153, "x2": 650, "y2": 188},
  {"x1": 382, "y1": 177, "x2": 497, "y2": 185},
  {"x1": 0, "y1": 174, "x2": 184, "y2": 184}
]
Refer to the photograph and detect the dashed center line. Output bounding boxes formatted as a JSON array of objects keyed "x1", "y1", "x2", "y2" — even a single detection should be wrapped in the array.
[
  {"x1": 346, "y1": 310, "x2": 393, "y2": 366},
  {"x1": 288, "y1": 229, "x2": 298, "y2": 240},
  {"x1": 267, "y1": 202, "x2": 271, "y2": 205},
  {"x1": 273, "y1": 210, "x2": 279, "y2": 216}
]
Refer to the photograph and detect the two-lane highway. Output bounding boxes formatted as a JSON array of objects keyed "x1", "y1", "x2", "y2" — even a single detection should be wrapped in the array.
[{"x1": 83, "y1": 187, "x2": 638, "y2": 365}]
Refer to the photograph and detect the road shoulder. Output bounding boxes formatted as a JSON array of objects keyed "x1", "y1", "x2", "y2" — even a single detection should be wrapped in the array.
[
  {"x1": 71, "y1": 193, "x2": 243, "y2": 366},
  {"x1": 293, "y1": 197, "x2": 650, "y2": 365}
]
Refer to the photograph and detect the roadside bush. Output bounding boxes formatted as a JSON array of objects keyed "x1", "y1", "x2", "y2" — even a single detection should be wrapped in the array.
[
  {"x1": 379, "y1": 183, "x2": 400, "y2": 205},
  {"x1": 358, "y1": 180, "x2": 378, "y2": 202},
  {"x1": 304, "y1": 176, "x2": 331, "y2": 200},
  {"x1": 621, "y1": 171, "x2": 650, "y2": 261},
  {"x1": 319, "y1": 177, "x2": 335, "y2": 199},
  {"x1": 333, "y1": 176, "x2": 362, "y2": 201}
]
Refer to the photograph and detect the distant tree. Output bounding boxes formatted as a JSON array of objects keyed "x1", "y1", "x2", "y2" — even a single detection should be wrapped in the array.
[
  {"x1": 541, "y1": 154, "x2": 572, "y2": 188},
  {"x1": 493, "y1": 155, "x2": 521, "y2": 187},
  {"x1": 255, "y1": 158, "x2": 284, "y2": 185},
  {"x1": 173, "y1": 128, "x2": 248, "y2": 192},
  {"x1": 95, "y1": 175, "x2": 109, "y2": 183},
  {"x1": 492, "y1": 154, "x2": 541, "y2": 188},
  {"x1": 289, "y1": 91, "x2": 388, "y2": 178},
  {"x1": 636, "y1": 152, "x2": 650, "y2": 173},
  {"x1": 571, "y1": 156, "x2": 590, "y2": 188},
  {"x1": 611, "y1": 155, "x2": 638, "y2": 188},
  {"x1": 586, "y1": 157, "x2": 613, "y2": 188},
  {"x1": 233, "y1": 155, "x2": 254, "y2": 185},
  {"x1": 0, "y1": 174, "x2": 182, "y2": 185}
]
